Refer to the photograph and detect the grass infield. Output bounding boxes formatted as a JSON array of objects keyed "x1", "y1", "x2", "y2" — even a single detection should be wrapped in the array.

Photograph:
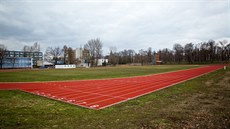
[{"x1": 0, "y1": 65, "x2": 199, "y2": 82}]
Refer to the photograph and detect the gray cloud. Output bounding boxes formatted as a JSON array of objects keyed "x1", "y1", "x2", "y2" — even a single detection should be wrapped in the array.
[{"x1": 0, "y1": 0, "x2": 229, "y2": 54}]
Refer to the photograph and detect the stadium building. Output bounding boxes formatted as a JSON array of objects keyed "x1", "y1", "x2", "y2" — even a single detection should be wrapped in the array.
[{"x1": 0, "y1": 51, "x2": 43, "y2": 69}]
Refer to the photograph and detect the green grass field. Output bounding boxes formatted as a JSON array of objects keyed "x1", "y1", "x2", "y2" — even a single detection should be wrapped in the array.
[
  {"x1": 0, "y1": 65, "x2": 229, "y2": 128},
  {"x1": 0, "y1": 65, "x2": 199, "y2": 82}
]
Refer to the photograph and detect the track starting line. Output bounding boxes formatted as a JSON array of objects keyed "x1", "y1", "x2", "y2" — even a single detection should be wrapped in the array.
[{"x1": 0, "y1": 65, "x2": 224, "y2": 110}]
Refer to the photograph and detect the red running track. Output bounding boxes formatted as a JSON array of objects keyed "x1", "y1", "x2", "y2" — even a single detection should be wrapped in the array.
[{"x1": 0, "y1": 65, "x2": 224, "y2": 110}]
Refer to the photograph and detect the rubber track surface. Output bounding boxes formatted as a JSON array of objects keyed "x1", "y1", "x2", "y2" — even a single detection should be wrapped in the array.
[{"x1": 0, "y1": 65, "x2": 224, "y2": 110}]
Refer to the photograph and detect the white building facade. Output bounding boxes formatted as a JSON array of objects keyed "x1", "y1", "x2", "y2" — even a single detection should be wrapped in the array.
[
  {"x1": 97, "y1": 59, "x2": 108, "y2": 66},
  {"x1": 75, "y1": 48, "x2": 83, "y2": 59}
]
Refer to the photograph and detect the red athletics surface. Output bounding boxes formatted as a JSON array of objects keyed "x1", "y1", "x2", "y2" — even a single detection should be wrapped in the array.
[{"x1": 0, "y1": 65, "x2": 224, "y2": 110}]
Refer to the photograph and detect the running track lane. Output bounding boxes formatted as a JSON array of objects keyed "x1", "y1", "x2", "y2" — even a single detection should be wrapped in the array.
[{"x1": 0, "y1": 65, "x2": 224, "y2": 110}]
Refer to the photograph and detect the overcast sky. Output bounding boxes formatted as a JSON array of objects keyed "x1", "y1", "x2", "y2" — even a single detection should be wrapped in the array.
[{"x1": 0, "y1": 0, "x2": 229, "y2": 54}]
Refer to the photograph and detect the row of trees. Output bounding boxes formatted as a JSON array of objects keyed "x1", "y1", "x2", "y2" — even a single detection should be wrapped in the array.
[
  {"x1": 21, "y1": 39, "x2": 230, "y2": 65},
  {"x1": 167, "y1": 39, "x2": 230, "y2": 64},
  {"x1": 108, "y1": 48, "x2": 153, "y2": 65},
  {"x1": 1, "y1": 39, "x2": 229, "y2": 67},
  {"x1": 108, "y1": 40, "x2": 230, "y2": 65}
]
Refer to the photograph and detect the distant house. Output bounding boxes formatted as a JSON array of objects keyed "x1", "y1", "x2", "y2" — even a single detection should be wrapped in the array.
[{"x1": 97, "y1": 59, "x2": 108, "y2": 66}]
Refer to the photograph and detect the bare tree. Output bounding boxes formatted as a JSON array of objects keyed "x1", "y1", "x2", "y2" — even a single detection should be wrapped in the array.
[
  {"x1": 84, "y1": 38, "x2": 103, "y2": 66},
  {"x1": 116, "y1": 49, "x2": 135, "y2": 64},
  {"x1": 193, "y1": 44, "x2": 200, "y2": 62},
  {"x1": 147, "y1": 47, "x2": 152, "y2": 64},
  {"x1": 173, "y1": 43, "x2": 184, "y2": 63},
  {"x1": 159, "y1": 48, "x2": 174, "y2": 64},
  {"x1": 184, "y1": 43, "x2": 194, "y2": 63},
  {"x1": 67, "y1": 47, "x2": 75, "y2": 64},
  {"x1": 109, "y1": 46, "x2": 118, "y2": 65},
  {"x1": 44, "y1": 46, "x2": 63, "y2": 65},
  {"x1": 139, "y1": 49, "x2": 147, "y2": 65},
  {"x1": 62, "y1": 45, "x2": 68, "y2": 64},
  {"x1": 219, "y1": 40, "x2": 228, "y2": 62},
  {"x1": 226, "y1": 43, "x2": 230, "y2": 62},
  {"x1": 128, "y1": 49, "x2": 135, "y2": 64},
  {"x1": 0, "y1": 44, "x2": 7, "y2": 69},
  {"x1": 207, "y1": 40, "x2": 216, "y2": 62}
]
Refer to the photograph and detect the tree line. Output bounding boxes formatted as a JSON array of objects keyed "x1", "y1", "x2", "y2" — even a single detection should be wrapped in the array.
[
  {"x1": 1, "y1": 39, "x2": 229, "y2": 67},
  {"x1": 163, "y1": 39, "x2": 230, "y2": 64},
  {"x1": 108, "y1": 39, "x2": 230, "y2": 65}
]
